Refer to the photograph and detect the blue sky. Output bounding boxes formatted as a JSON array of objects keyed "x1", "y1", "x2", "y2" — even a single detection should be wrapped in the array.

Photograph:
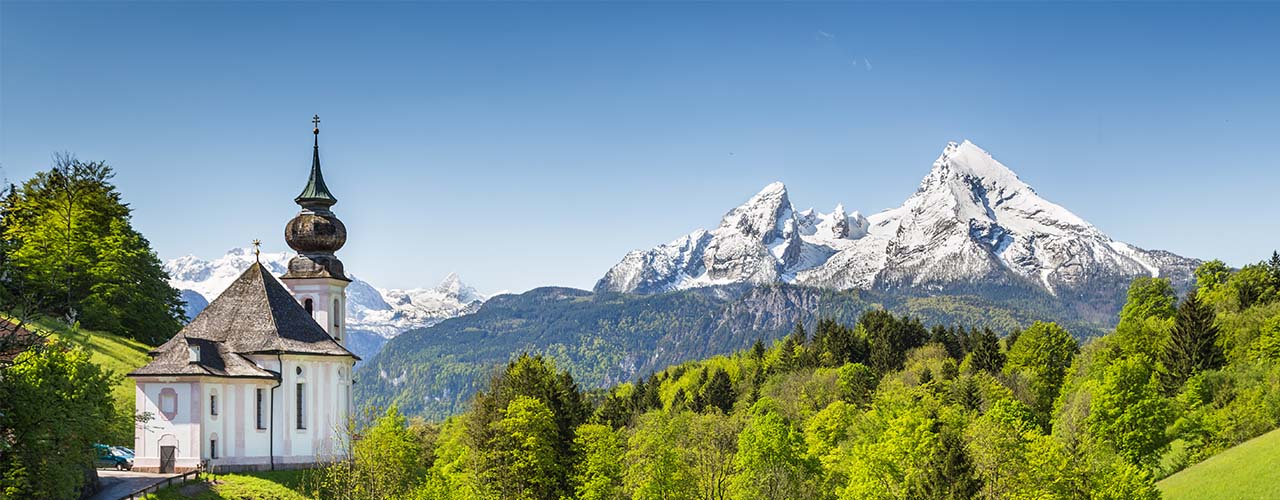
[{"x1": 2, "y1": 2, "x2": 1277, "y2": 293}]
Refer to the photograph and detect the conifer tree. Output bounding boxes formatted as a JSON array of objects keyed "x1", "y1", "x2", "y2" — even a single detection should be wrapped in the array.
[
  {"x1": 1160, "y1": 292, "x2": 1225, "y2": 393},
  {"x1": 704, "y1": 368, "x2": 735, "y2": 414},
  {"x1": 967, "y1": 327, "x2": 1005, "y2": 374}
]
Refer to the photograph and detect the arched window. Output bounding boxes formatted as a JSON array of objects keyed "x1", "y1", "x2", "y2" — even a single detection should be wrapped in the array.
[
  {"x1": 303, "y1": 298, "x2": 313, "y2": 315},
  {"x1": 332, "y1": 298, "x2": 341, "y2": 339}
]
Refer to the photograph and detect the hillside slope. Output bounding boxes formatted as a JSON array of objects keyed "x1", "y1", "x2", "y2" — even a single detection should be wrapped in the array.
[
  {"x1": 356, "y1": 283, "x2": 1106, "y2": 420},
  {"x1": 1158, "y1": 427, "x2": 1280, "y2": 500},
  {"x1": 28, "y1": 317, "x2": 152, "y2": 411}
]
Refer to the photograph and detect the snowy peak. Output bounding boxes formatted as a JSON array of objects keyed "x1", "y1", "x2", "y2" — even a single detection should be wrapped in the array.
[
  {"x1": 719, "y1": 181, "x2": 793, "y2": 243},
  {"x1": 434, "y1": 272, "x2": 483, "y2": 304},
  {"x1": 923, "y1": 140, "x2": 1030, "y2": 193},
  {"x1": 596, "y1": 140, "x2": 1199, "y2": 297},
  {"x1": 165, "y1": 249, "x2": 488, "y2": 338}
]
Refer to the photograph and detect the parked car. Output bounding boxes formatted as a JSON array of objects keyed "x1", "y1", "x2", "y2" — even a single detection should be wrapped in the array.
[{"x1": 93, "y1": 444, "x2": 133, "y2": 470}]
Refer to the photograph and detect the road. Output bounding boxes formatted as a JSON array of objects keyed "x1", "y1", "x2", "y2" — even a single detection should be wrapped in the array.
[{"x1": 89, "y1": 470, "x2": 179, "y2": 500}]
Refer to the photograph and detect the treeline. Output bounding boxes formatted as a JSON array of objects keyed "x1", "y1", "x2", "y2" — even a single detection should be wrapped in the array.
[
  {"x1": 314, "y1": 252, "x2": 1280, "y2": 500},
  {"x1": 1, "y1": 155, "x2": 180, "y2": 498},
  {"x1": 1, "y1": 154, "x2": 183, "y2": 345}
]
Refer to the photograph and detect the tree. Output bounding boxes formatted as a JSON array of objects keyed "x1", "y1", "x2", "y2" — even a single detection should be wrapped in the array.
[
  {"x1": 730, "y1": 398, "x2": 815, "y2": 500},
  {"x1": 861, "y1": 310, "x2": 928, "y2": 374},
  {"x1": 839, "y1": 401, "x2": 941, "y2": 500},
  {"x1": 966, "y1": 399, "x2": 1045, "y2": 500},
  {"x1": 1088, "y1": 355, "x2": 1173, "y2": 468},
  {"x1": 0, "y1": 341, "x2": 115, "y2": 499},
  {"x1": 1004, "y1": 322, "x2": 1078, "y2": 428},
  {"x1": 572, "y1": 424, "x2": 627, "y2": 500},
  {"x1": 468, "y1": 354, "x2": 588, "y2": 500},
  {"x1": 486, "y1": 396, "x2": 562, "y2": 500},
  {"x1": 315, "y1": 406, "x2": 429, "y2": 500},
  {"x1": 704, "y1": 368, "x2": 736, "y2": 414},
  {"x1": 1113, "y1": 278, "x2": 1177, "y2": 359},
  {"x1": 965, "y1": 327, "x2": 1004, "y2": 374},
  {"x1": 836, "y1": 363, "x2": 877, "y2": 407},
  {"x1": 626, "y1": 413, "x2": 699, "y2": 500},
  {"x1": 1160, "y1": 292, "x2": 1225, "y2": 393},
  {"x1": 3, "y1": 155, "x2": 183, "y2": 343},
  {"x1": 914, "y1": 424, "x2": 981, "y2": 500},
  {"x1": 688, "y1": 412, "x2": 741, "y2": 500},
  {"x1": 1194, "y1": 260, "x2": 1232, "y2": 295}
]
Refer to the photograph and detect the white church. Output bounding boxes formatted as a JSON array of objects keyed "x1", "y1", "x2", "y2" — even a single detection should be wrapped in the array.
[{"x1": 128, "y1": 117, "x2": 358, "y2": 472}]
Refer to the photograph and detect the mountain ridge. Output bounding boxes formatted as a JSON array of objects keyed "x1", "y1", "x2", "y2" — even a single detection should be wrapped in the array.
[
  {"x1": 164, "y1": 248, "x2": 489, "y2": 341},
  {"x1": 596, "y1": 140, "x2": 1199, "y2": 298}
]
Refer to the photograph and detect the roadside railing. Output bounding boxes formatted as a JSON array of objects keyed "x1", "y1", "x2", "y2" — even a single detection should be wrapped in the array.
[{"x1": 120, "y1": 469, "x2": 202, "y2": 500}]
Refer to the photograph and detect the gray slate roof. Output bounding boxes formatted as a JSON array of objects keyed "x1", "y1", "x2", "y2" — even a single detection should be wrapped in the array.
[{"x1": 129, "y1": 262, "x2": 357, "y2": 379}]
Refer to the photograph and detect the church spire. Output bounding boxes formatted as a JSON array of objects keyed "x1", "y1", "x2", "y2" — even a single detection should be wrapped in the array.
[
  {"x1": 282, "y1": 114, "x2": 349, "y2": 282},
  {"x1": 295, "y1": 114, "x2": 337, "y2": 210}
]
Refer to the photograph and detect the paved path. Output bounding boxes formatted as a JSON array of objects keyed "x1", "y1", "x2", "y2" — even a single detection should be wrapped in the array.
[{"x1": 89, "y1": 470, "x2": 179, "y2": 500}]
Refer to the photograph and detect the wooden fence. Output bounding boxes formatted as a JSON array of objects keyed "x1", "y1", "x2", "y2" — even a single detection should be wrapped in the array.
[{"x1": 120, "y1": 469, "x2": 201, "y2": 499}]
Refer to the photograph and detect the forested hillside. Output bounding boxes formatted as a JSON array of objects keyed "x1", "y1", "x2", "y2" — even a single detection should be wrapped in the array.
[
  {"x1": 357, "y1": 282, "x2": 1115, "y2": 419},
  {"x1": 0, "y1": 156, "x2": 182, "y2": 498},
  {"x1": 317, "y1": 253, "x2": 1280, "y2": 500}
]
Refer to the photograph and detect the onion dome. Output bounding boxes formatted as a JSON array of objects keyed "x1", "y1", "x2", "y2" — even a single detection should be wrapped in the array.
[{"x1": 282, "y1": 115, "x2": 350, "y2": 281}]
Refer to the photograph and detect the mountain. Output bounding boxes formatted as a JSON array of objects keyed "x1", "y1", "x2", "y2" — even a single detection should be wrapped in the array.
[
  {"x1": 597, "y1": 140, "x2": 1199, "y2": 317},
  {"x1": 356, "y1": 141, "x2": 1204, "y2": 419},
  {"x1": 164, "y1": 248, "x2": 488, "y2": 360},
  {"x1": 356, "y1": 281, "x2": 1114, "y2": 419}
]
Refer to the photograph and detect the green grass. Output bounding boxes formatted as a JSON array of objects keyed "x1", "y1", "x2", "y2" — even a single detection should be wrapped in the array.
[
  {"x1": 10, "y1": 315, "x2": 154, "y2": 444},
  {"x1": 142, "y1": 471, "x2": 314, "y2": 500},
  {"x1": 32, "y1": 317, "x2": 154, "y2": 407},
  {"x1": 1158, "y1": 427, "x2": 1280, "y2": 500}
]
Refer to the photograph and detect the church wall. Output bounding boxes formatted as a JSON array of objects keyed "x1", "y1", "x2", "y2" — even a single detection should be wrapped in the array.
[
  {"x1": 276, "y1": 354, "x2": 355, "y2": 463},
  {"x1": 133, "y1": 378, "x2": 203, "y2": 473}
]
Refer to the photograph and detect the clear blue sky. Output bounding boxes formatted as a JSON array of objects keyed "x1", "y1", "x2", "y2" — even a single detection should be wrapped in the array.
[{"x1": 2, "y1": 2, "x2": 1277, "y2": 293}]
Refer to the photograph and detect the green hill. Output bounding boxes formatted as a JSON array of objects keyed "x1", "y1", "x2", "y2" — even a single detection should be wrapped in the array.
[
  {"x1": 15, "y1": 316, "x2": 153, "y2": 444},
  {"x1": 1158, "y1": 427, "x2": 1280, "y2": 500},
  {"x1": 29, "y1": 317, "x2": 153, "y2": 407}
]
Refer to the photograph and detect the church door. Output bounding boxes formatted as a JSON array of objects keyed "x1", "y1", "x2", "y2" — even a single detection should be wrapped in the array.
[{"x1": 160, "y1": 446, "x2": 176, "y2": 473}]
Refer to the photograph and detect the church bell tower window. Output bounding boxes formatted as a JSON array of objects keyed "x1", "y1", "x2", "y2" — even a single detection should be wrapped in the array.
[
  {"x1": 333, "y1": 298, "x2": 341, "y2": 339},
  {"x1": 304, "y1": 298, "x2": 313, "y2": 316}
]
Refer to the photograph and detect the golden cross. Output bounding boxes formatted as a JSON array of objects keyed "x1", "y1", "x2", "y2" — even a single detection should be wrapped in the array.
[{"x1": 252, "y1": 239, "x2": 261, "y2": 262}]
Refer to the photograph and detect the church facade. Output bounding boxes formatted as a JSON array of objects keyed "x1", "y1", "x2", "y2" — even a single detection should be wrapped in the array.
[{"x1": 128, "y1": 119, "x2": 358, "y2": 473}]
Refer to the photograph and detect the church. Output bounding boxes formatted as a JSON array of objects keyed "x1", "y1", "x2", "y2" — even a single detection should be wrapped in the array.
[{"x1": 128, "y1": 117, "x2": 358, "y2": 473}]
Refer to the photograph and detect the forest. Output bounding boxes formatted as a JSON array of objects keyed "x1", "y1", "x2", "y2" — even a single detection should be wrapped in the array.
[{"x1": 310, "y1": 254, "x2": 1280, "y2": 500}]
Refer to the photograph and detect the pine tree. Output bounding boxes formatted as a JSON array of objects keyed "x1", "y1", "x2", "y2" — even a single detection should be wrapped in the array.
[
  {"x1": 968, "y1": 328, "x2": 1005, "y2": 374},
  {"x1": 703, "y1": 368, "x2": 735, "y2": 414},
  {"x1": 1160, "y1": 292, "x2": 1225, "y2": 393}
]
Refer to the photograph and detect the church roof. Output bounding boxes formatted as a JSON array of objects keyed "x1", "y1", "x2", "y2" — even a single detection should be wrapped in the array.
[
  {"x1": 129, "y1": 262, "x2": 357, "y2": 379},
  {"x1": 295, "y1": 132, "x2": 337, "y2": 208}
]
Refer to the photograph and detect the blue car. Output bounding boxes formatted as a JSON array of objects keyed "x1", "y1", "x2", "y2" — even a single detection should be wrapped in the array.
[{"x1": 94, "y1": 444, "x2": 133, "y2": 470}]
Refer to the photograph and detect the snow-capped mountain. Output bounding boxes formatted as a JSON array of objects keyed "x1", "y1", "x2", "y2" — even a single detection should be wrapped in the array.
[
  {"x1": 165, "y1": 248, "x2": 487, "y2": 338},
  {"x1": 596, "y1": 140, "x2": 1199, "y2": 296}
]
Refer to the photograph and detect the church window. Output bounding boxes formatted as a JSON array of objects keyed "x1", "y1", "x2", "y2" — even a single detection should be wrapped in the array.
[
  {"x1": 304, "y1": 298, "x2": 314, "y2": 316},
  {"x1": 210, "y1": 439, "x2": 218, "y2": 459},
  {"x1": 296, "y1": 383, "x2": 306, "y2": 429},
  {"x1": 160, "y1": 391, "x2": 177, "y2": 418},
  {"x1": 333, "y1": 298, "x2": 341, "y2": 339},
  {"x1": 256, "y1": 388, "x2": 266, "y2": 430},
  {"x1": 210, "y1": 393, "x2": 218, "y2": 416}
]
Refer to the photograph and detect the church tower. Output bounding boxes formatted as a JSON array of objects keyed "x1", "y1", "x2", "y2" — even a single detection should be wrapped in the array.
[{"x1": 281, "y1": 115, "x2": 350, "y2": 346}]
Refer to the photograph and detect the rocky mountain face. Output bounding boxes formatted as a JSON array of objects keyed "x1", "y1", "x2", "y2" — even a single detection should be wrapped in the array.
[
  {"x1": 165, "y1": 248, "x2": 487, "y2": 361},
  {"x1": 597, "y1": 140, "x2": 1199, "y2": 300}
]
